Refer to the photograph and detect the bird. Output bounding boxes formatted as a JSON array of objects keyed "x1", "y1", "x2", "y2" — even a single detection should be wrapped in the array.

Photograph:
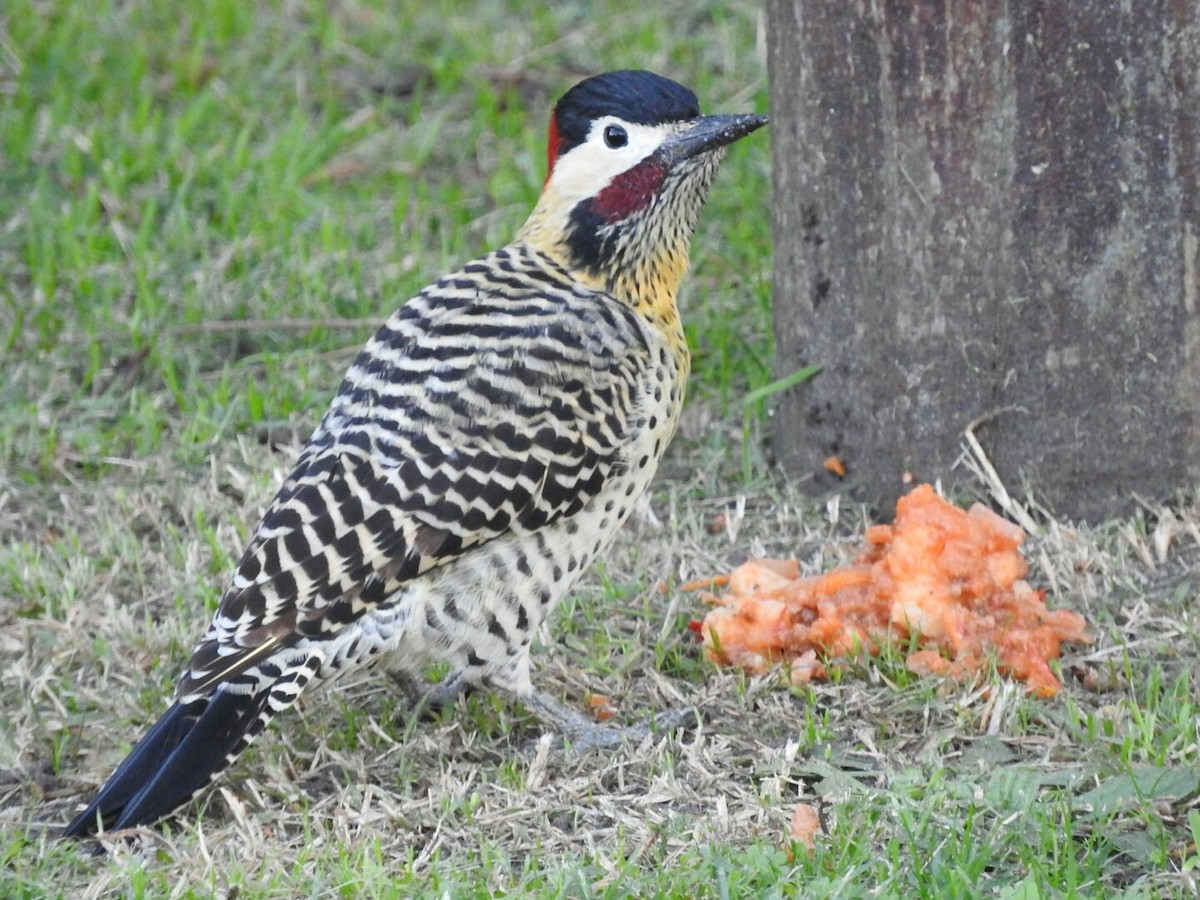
[{"x1": 62, "y1": 69, "x2": 768, "y2": 838}]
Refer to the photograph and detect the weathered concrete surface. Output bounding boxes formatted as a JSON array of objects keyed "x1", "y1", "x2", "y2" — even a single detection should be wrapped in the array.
[{"x1": 767, "y1": 0, "x2": 1200, "y2": 521}]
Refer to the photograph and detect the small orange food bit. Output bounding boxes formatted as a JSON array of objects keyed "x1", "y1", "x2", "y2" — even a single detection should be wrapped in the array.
[
  {"x1": 701, "y1": 593, "x2": 789, "y2": 673},
  {"x1": 823, "y1": 455, "x2": 847, "y2": 477},
  {"x1": 789, "y1": 650, "x2": 825, "y2": 684},
  {"x1": 789, "y1": 803, "x2": 821, "y2": 849},
  {"x1": 678, "y1": 574, "x2": 731, "y2": 593},
  {"x1": 865, "y1": 524, "x2": 893, "y2": 545},
  {"x1": 905, "y1": 648, "x2": 952, "y2": 678},
  {"x1": 586, "y1": 694, "x2": 615, "y2": 722},
  {"x1": 729, "y1": 558, "x2": 800, "y2": 596}
]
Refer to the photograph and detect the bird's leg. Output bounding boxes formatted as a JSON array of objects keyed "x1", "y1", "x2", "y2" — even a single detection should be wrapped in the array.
[
  {"x1": 390, "y1": 667, "x2": 695, "y2": 748},
  {"x1": 522, "y1": 689, "x2": 696, "y2": 752}
]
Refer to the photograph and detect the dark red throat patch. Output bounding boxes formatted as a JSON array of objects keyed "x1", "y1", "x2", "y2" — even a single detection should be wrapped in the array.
[
  {"x1": 545, "y1": 114, "x2": 562, "y2": 184},
  {"x1": 592, "y1": 160, "x2": 668, "y2": 223}
]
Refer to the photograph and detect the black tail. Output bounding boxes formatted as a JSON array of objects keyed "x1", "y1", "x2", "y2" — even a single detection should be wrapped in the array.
[{"x1": 62, "y1": 688, "x2": 272, "y2": 837}]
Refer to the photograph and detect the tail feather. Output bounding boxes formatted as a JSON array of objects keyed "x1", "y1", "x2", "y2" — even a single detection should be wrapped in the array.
[{"x1": 62, "y1": 688, "x2": 273, "y2": 837}]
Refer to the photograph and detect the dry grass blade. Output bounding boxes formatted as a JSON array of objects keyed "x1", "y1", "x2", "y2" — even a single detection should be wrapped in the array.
[{"x1": 959, "y1": 407, "x2": 1041, "y2": 535}]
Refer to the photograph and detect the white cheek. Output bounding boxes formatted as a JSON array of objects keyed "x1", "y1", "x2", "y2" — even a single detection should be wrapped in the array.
[
  {"x1": 549, "y1": 147, "x2": 631, "y2": 204},
  {"x1": 546, "y1": 122, "x2": 664, "y2": 207}
]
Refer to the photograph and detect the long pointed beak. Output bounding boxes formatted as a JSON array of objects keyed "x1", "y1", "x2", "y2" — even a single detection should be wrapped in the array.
[{"x1": 663, "y1": 113, "x2": 769, "y2": 161}]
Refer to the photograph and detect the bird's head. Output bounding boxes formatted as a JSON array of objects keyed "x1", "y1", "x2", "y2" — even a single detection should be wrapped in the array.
[{"x1": 517, "y1": 70, "x2": 768, "y2": 315}]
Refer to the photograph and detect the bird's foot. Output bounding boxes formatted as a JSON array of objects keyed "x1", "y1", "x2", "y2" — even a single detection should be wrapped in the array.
[
  {"x1": 523, "y1": 690, "x2": 696, "y2": 752},
  {"x1": 388, "y1": 670, "x2": 473, "y2": 721}
]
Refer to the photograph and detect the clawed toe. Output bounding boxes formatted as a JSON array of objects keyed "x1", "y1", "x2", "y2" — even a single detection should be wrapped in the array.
[
  {"x1": 523, "y1": 690, "x2": 697, "y2": 752},
  {"x1": 388, "y1": 670, "x2": 473, "y2": 722}
]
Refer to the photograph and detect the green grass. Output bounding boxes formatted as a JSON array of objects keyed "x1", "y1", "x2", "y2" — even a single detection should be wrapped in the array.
[
  {"x1": 1, "y1": 0, "x2": 773, "y2": 484},
  {"x1": 3, "y1": 1, "x2": 1199, "y2": 897}
]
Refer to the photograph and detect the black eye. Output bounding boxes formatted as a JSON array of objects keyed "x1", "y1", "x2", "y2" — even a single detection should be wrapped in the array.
[{"x1": 603, "y1": 124, "x2": 628, "y2": 149}]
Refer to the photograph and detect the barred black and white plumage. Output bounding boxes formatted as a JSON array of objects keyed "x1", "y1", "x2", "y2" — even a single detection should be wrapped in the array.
[{"x1": 63, "y1": 70, "x2": 767, "y2": 838}]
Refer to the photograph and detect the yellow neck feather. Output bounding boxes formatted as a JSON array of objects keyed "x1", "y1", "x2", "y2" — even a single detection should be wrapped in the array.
[{"x1": 516, "y1": 190, "x2": 691, "y2": 357}]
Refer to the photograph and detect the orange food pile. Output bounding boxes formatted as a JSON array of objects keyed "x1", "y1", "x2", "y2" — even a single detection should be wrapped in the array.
[{"x1": 693, "y1": 484, "x2": 1091, "y2": 697}]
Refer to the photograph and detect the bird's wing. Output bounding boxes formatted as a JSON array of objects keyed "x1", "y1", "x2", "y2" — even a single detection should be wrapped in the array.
[{"x1": 178, "y1": 252, "x2": 654, "y2": 697}]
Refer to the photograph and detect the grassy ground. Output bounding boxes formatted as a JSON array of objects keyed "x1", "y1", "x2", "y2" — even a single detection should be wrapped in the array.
[{"x1": 2, "y1": 1, "x2": 1198, "y2": 897}]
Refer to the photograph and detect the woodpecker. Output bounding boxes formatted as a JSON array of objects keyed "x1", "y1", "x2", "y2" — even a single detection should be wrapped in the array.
[{"x1": 63, "y1": 69, "x2": 767, "y2": 837}]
